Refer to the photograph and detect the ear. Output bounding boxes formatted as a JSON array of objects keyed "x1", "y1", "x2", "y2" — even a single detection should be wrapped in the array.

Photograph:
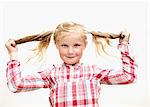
[{"x1": 83, "y1": 41, "x2": 87, "y2": 50}]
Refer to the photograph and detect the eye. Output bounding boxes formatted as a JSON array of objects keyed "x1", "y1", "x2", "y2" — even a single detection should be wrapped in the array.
[
  {"x1": 61, "y1": 44, "x2": 68, "y2": 47},
  {"x1": 74, "y1": 44, "x2": 81, "y2": 47}
]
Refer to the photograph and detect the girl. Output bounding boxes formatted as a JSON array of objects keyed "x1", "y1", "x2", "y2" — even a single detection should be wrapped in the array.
[{"x1": 5, "y1": 22, "x2": 137, "y2": 107}]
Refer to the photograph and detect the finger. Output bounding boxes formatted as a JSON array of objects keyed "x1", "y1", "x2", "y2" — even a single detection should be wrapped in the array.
[
  {"x1": 11, "y1": 41, "x2": 16, "y2": 47},
  {"x1": 6, "y1": 39, "x2": 16, "y2": 47},
  {"x1": 9, "y1": 39, "x2": 16, "y2": 47},
  {"x1": 120, "y1": 29, "x2": 130, "y2": 39},
  {"x1": 119, "y1": 32, "x2": 125, "y2": 39}
]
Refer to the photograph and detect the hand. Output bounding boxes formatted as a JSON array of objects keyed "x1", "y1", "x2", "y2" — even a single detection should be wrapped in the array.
[
  {"x1": 119, "y1": 30, "x2": 130, "y2": 45},
  {"x1": 5, "y1": 39, "x2": 18, "y2": 60}
]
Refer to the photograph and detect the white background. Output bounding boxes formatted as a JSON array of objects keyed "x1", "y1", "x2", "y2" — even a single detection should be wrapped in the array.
[{"x1": 0, "y1": 0, "x2": 149, "y2": 107}]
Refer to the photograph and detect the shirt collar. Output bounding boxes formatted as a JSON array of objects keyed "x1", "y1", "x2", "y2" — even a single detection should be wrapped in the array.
[{"x1": 62, "y1": 62, "x2": 83, "y2": 69}]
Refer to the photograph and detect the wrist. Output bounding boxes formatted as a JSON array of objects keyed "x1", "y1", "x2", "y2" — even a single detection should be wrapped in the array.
[
  {"x1": 119, "y1": 41, "x2": 129, "y2": 45},
  {"x1": 9, "y1": 52, "x2": 18, "y2": 60}
]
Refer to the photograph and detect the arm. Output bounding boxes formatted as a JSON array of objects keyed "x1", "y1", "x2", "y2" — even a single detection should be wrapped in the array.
[
  {"x1": 97, "y1": 31, "x2": 137, "y2": 85},
  {"x1": 99, "y1": 43, "x2": 137, "y2": 85},
  {"x1": 6, "y1": 60, "x2": 51, "y2": 93},
  {"x1": 5, "y1": 39, "x2": 52, "y2": 93}
]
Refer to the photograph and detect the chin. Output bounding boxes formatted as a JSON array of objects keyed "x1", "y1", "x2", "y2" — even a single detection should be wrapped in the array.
[
  {"x1": 67, "y1": 62, "x2": 77, "y2": 65},
  {"x1": 65, "y1": 60, "x2": 79, "y2": 65}
]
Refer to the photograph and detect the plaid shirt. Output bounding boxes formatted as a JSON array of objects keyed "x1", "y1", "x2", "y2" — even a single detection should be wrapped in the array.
[{"x1": 6, "y1": 44, "x2": 137, "y2": 107}]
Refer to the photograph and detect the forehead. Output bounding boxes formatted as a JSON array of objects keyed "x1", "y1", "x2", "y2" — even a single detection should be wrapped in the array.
[{"x1": 60, "y1": 32, "x2": 85, "y2": 43}]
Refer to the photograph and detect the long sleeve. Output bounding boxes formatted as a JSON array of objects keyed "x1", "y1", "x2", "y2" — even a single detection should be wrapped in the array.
[
  {"x1": 6, "y1": 60, "x2": 52, "y2": 93},
  {"x1": 98, "y1": 44, "x2": 137, "y2": 85}
]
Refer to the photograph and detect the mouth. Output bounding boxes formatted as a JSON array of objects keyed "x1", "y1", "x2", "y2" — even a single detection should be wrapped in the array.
[{"x1": 66, "y1": 56, "x2": 75, "y2": 58}]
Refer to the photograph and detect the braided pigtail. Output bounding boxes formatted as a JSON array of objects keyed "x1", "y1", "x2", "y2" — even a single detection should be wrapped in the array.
[
  {"x1": 15, "y1": 31, "x2": 53, "y2": 62},
  {"x1": 90, "y1": 31, "x2": 122, "y2": 55}
]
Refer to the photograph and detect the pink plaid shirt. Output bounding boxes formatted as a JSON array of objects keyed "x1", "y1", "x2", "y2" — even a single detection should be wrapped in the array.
[{"x1": 6, "y1": 44, "x2": 137, "y2": 107}]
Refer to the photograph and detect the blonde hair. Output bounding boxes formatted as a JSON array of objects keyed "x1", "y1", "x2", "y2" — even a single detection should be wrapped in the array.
[
  {"x1": 15, "y1": 21, "x2": 121, "y2": 61},
  {"x1": 54, "y1": 22, "x2": 88, "y2": 45}
]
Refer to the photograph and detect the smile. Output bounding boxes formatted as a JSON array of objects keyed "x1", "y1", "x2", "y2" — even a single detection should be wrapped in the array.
[{"x1": 66, "y1": 56, "x2": 75, "y2": 58}]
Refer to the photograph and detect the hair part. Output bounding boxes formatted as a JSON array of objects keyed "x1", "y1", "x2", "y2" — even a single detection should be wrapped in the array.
[{"x1": 53, "y1": 21, "x2": 88, "y2": 45}]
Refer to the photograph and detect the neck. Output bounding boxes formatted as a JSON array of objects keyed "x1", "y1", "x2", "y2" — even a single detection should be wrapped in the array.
[{"x1": 64, "y1": 62, "x2": 79, "y2": 66}]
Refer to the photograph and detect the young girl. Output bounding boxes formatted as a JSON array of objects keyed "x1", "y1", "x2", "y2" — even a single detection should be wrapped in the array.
[{"x1": 5, "y1": 22, "x2": 137, "y2": 107}]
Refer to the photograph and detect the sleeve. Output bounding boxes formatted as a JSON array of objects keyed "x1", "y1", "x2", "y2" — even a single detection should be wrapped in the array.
[
  {"x1": 96, "y1": 43, "x2": 138, "y2": 85},
  {"x1": 6, "y1": 60, "x2": 54, "y2": 93}
]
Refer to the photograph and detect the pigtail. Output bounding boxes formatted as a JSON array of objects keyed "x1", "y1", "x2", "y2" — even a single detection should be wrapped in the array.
[
  {"x1": 15, "y1": 31, "x2": 53, "y2": 44},
  {"x1": 90, "y1": 31, "x2": 123, "y2": 55},
  {"x1": 15, "y1": 31, "x2": 53, "y2": 62}
]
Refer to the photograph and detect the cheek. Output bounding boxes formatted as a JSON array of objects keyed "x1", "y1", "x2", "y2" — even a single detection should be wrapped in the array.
[
  {"x1": 75, "y1": 48, "x2": 83, "y2": 56},
  {"x1": 59, "y1": 49, "x2": 64, "y2": 53},
  {"x1": 58, "y1": 49, "x2": 65, "y2": 56}
]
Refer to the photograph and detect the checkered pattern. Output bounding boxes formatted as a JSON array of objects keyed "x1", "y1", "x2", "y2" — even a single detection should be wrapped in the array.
[{"x1": 6, "y1": 44, "x2": 137, "y2": 107}]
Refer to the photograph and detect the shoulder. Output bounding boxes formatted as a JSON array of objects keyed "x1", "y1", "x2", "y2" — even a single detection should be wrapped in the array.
[{"x1": 82, "y1": 63, "x2": 100, "y2": 71}]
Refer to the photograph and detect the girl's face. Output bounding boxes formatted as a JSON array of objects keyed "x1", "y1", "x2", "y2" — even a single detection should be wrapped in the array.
[{"x1": 56, "y1": 32, "x2": 86, "y2": 65}]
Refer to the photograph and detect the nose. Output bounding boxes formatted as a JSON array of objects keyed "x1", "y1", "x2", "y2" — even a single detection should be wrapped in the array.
[{"x1": 68, "y1": 47, "x2": 74, "y2": 54}]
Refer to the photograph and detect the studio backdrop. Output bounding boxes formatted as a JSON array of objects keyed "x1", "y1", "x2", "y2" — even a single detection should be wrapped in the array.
[{"x1": 0, "y1": 1, "x2": 149, "y2": 107}]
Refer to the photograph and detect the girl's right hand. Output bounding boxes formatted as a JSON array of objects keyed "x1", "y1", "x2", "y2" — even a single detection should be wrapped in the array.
[{"x1": 5, "y1": 39, "x2": 18, "y2": 60}]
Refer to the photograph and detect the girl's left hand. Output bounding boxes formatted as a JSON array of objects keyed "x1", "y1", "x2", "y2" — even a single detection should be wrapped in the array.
[{"x1": 119, "y1": 30, "x2": 130, "y2": 45}]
